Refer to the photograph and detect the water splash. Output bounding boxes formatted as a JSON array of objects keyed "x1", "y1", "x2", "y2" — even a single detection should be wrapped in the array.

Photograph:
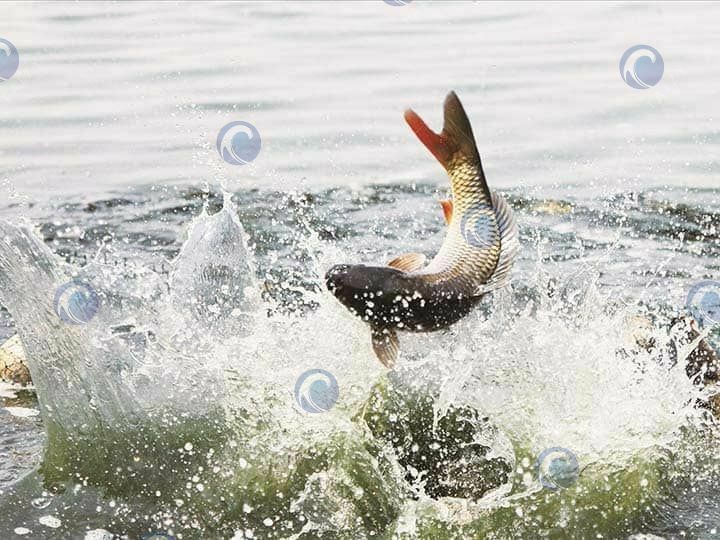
[
  {"x1": 169, "y1": 191, "x2": 260, "y2": 338},
  {"x1": 0, "y1": 192, "x2": 716, "y2": 537},
  {"x1": 0, "y1": 195, "x2": 265, "y2": 457}
]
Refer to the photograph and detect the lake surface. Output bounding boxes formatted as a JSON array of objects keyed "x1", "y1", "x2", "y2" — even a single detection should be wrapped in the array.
[{"x1": 2, "y1": 1, "x2": 720, "y2": 201}]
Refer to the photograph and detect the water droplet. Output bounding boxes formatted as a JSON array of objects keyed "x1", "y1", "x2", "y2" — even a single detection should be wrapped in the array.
[
  {"x1": 31, "y1": 497, "x2": 51, "y2": 509},
  {"x1": 84, "y1": 530, "x2": 114, "y2": 540},
  {"x1": 38, "y1": 515, "x2": 61, "y2": 528}
]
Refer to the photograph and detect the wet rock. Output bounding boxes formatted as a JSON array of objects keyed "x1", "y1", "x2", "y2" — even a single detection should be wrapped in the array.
[{"x1": 0, "y1": 335, "x2": 31, "y2": 385}]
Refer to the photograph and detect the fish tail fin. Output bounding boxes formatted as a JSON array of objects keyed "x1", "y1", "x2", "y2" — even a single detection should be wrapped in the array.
[
  {"x1": 440, "y1": 90, "x2": 482, "y2": 165},
  {"x1": 404, "y1": 91, "x2": 488, "y2": 191}
]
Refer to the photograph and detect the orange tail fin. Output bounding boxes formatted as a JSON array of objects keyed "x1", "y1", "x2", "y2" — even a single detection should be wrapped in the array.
[{"x1": 404, "y1": 91, "x2": 490, "y2": 200}]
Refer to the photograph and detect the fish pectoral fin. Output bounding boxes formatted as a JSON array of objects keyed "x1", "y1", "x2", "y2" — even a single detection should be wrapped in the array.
[
  {"x1": 440, "y1": 199, "x2": 453, "y2": 225},
  {"x1": 387, "y1": 252, "x2": 427, "y2": 273},
  {"x1": 371, "y1": 327, "x2": 399, "y2": 368}
]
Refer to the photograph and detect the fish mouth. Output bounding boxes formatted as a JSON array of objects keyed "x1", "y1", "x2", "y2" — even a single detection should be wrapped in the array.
[{"x1": 325, "y1": 264, "x2": 351, "y2": 297}]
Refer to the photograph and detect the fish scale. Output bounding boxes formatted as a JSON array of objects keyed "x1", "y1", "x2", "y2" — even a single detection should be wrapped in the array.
[{"x1": 418, "y1": 155, "x2": 501, "y2": 290}]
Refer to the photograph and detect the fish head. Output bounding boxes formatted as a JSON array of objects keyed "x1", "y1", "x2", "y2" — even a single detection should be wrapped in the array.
[{"x1": 325, "y1": 264, "x2": 405, "y2": 317}]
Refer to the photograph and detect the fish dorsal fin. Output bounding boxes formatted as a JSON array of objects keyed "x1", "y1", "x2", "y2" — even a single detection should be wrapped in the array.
[
  {"x1": 371, "y1": 327, "x2": 399, "y2": 368},
  {"x1": 388, "y1": 252, "x2": 427, "y2": 273},
  {"x1": 473, "y1": 192, "x2": 519, "y2": 295},
  {"x1": 440, "y1": 199, "x2": 453, "y2": 225}
]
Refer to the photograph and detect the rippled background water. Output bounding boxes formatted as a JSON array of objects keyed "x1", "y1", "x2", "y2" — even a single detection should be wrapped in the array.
[
  {"x1": 2, "y1": 1, "x2": 720, "y2": 201},
  {"x1": 1, "y1": 1, "x2": 720, "y2": 538}
]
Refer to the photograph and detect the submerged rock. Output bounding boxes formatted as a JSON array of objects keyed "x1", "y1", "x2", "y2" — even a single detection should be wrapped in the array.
[{"x1": 360, "y1": 372, "x2": 512, "y2": 500}]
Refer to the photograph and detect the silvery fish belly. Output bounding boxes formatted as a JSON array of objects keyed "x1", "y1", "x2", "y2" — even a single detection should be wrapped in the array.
[{"x1": 326, "y1": 92, "x2": 519, "y2": 368}]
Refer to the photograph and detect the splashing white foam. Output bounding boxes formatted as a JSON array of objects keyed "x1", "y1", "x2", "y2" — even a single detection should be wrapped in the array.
[{"x1": 0, "y1": 193, "x2": 713, "y2": 537}]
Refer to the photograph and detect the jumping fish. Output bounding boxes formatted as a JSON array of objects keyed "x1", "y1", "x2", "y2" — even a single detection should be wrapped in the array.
[{"x1": 325, "y1": 91, "x2": 519, "y2": 367}]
